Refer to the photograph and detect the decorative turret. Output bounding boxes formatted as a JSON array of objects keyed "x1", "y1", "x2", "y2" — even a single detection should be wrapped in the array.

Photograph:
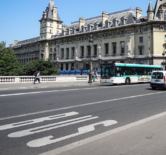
[
  {"x1": 147, "y1": 2, "x2": 154, "y2": 21},
  {"x1": 40, "y1": 0, "x2": 63, "y2": 39}
]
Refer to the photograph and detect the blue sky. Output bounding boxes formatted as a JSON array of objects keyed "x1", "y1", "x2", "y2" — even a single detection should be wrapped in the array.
[{"x1": 0, "y1": 0, "x2": 156, "y2": 45}]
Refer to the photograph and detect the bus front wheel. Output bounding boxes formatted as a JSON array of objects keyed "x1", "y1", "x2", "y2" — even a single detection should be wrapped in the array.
[{"x1": 125, "y1": 78, "x2": 130, "y2": 85}]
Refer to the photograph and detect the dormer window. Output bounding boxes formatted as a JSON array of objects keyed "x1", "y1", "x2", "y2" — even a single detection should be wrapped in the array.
[
  {"x1": 94, "y1": 23, "x2": 99, "y2": 30},
  {"x1": 121, "y1": 17, "x2": 127, "y2": 25},
  {"x1": 105, "y1": 20, "x2": 109, "y2": 28},
  {"x1": 81, "y1": 26, "x2": 84, "y2": 32},
  {"x1": 108, "y1": 21, "x2": 113, "y2": 27},
  {"x1": 114, "y1": 18, "x2": 119, "y2": 27}
]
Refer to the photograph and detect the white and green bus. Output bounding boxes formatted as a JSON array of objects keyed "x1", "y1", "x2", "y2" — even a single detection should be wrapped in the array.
[{"x1": 100, "y1": 63, "x2": 163, "y2": 85}]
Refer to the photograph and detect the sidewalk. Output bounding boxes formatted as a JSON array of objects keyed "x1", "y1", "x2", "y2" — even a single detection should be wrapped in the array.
[
  {"x1": 0, "y1": 81, "x2": 100, "y2": 91},
  {"x1": 40, "y1": 112, "x2": 166, "y2": 155}
]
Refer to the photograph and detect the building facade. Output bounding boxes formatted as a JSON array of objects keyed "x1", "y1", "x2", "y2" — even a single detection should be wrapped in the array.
[{"x1": 12, "y1": 0, "x2": 166, "y2": 72}]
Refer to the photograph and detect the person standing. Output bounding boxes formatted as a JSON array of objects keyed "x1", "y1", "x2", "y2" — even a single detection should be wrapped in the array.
[{"x1": 34, "y1": 71, "x2": 41, "y2": 84}]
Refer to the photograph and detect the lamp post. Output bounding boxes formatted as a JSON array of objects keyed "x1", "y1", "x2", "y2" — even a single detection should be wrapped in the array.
[
  {"x1": 162, "y1": 43, "x2": 166, "y2": 70},
  {"x1": 88, "y1": 34, "x2": 93, "y2": 83},
  {"x1": 162, "y1": 51, "x2": 166, "y2": 70},
  {"x1": 98, "y1": 44, "x2": 102, "y2": 73}
]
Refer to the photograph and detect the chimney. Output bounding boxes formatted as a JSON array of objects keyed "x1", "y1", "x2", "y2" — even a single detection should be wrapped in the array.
[
  {"x1": 136, "y1": 7, "x2": 142, "y2": 19},
  {"x1": 102, "y1": 12, "x2": 109, "y2": 27},
  {"x1": 79, "y1": 17, "x2": 86, "y2": 30}
]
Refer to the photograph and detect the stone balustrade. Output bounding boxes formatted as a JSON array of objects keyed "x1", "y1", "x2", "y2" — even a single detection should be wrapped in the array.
[{"x1": 0, "y1": 75, "x2": 90, "y2": 84}]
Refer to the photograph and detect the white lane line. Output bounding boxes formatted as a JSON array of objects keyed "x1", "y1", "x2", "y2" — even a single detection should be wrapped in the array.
[
  {"x1": 39, "y1": 111, "x2": 166, "y2": 155},
  {"x1": 0, "y1": 87, "x2": 102, "y2": 97},
  {"x1": 0, "y1": 112, "x2": 78, "y2": 131},
  {"x1": 8, "y1": 115, "x2": 98, "y2": 138},
  {"x1": 0, "y1": 91, "x2": 165, "y2": 121},
  {"x1": 27, "y1": 120, "x2": 118, "y2": 148},
  {"x1": 0, "y1": 84, "x2": 147, "y2": 97}
]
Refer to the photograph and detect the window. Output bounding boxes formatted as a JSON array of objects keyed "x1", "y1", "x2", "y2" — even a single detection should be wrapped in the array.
[
  {"x1": 66, "y1": 48, "x2": 69, "y2": 59},
  {"x1": 61, "y1": 64, "x2": 63, "y2": 70},
  {"x1": 71, "y1": 63, "x2": 74, "y2": 70},
  {"x1": 71, "y1": 47, "x2": 75, "y2": 58},
  {"x1": 41, "y1": 53, "x2": 44, "y2": 59},
  {"x1": 112, "y1": 42, "x2": 117, "y2": 55},
  {"x1": 104, "y1": 43, "x2": 109, "y2": 56},
  {"x1": 87, "y1": 45, "x2": 91, "y2": 58},
  {"x1": 152, "y1": 72, "x2": 164, "y2": 79},
  {"x1": 139, "y1": 36, "x2": 143, "y2": 43},
  {"x1": 120, "y1": 41, "x2": 125, "y2": 56},
  {"x1": 80, "y1": 46, "x2": 84, "y2": 58},
  {"x1": 93, "y1": 44, "x2": 97, "y2": 57},
  {"x1": 61, "y1": 48, "x2": 64, "y2": 59},
  {"x1": 138, "y1": 46, "x2": 144, "y2": 55},
  {"x1": 49, "y1": 54, "x2": 53, "y2": 60},
  {"x1": 53, "y1": 53, "x2": 56, "y2": 60},
  {"x1": 54, "y1": 48, "x2": 56, "y2": 52},
  {"x1": 66, "y1": 63, "x2": 69, "y2": 70},
  {"x1": 49, "y1": 48, "x2": 52, "y2": 53}
]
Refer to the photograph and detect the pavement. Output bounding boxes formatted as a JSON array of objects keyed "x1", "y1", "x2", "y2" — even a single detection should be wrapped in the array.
[
  {"x1": 0, "y1": 81, "x2": 100, "y2": 91},
  {"x1": 41, "y1": 111, "x2": 166, "y2": 155}
]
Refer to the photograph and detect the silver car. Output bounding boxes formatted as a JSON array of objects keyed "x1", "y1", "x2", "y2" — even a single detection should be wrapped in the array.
[{"x1": 150, "y1": 71, "x2": 166, "y2": 89}]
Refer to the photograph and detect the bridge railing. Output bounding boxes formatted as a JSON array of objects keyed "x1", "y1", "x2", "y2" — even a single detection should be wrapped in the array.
[{"x1": 0, "y1": 75, "x2": 93, "y2": 84}]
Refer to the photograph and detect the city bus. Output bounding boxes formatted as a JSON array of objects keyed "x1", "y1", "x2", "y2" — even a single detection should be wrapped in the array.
[{"x1": 100, "y1": 63, "x2": 163, "y2": 85}]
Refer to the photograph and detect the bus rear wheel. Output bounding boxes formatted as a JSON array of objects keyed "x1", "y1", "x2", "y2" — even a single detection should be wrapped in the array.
[{"x1": 125, "y1": 78, "x2": 130, "y2": 85}]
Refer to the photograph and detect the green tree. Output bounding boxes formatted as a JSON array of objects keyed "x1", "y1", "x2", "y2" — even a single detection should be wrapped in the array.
[
  {"x1": 0, "y1": 42, "x2": 23, "y2": 76},
  {"x1": 23, "y1": 60, "x2": 57, "y2": 75}
]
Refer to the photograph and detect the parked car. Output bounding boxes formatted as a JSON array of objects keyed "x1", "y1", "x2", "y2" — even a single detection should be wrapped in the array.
[{"x1": 150, "y1": 71, "x2": 166, "y2": 89}]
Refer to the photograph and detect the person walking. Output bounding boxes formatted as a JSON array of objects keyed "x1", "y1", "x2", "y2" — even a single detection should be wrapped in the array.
[{"x1": 34, "y1": 71, "x2": 41, "y2": 84}]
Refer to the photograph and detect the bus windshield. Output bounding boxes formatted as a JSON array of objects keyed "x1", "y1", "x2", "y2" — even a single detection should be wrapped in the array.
[{"x1": 101, "y1": 65, "x2": 116, "y2": 79}]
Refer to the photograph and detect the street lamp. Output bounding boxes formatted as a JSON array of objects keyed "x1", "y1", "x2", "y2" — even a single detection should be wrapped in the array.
[
  {"x1": 88, "y1": 34, "x2": 93, "y2": 83},
  {"x1": 98, "y1": 44, "x2": 102, "y2": 73},
  {"x1": 162, "y1": 43, "x2": 166, "y2": 70},
  {"x1": 162, "y1": 51, "x2": 166, "y2": 70}
]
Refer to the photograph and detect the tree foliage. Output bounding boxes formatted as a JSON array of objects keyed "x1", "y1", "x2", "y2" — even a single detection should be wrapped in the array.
[
  {"x1": 23, "y1": 60, "x2": 57, "y2": 75},
  {"x1": 0, "y1": 41, "x2": 57, "y2": 76},
  {"x1": 0, "y1": 42, "x2": 23, "y2": 76}
]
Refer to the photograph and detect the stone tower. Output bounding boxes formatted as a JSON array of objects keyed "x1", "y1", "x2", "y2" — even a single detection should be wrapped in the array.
[
  {"x1": 40, "y1": 0, "x2": 63, "y2": 39},
  {"x1": 147, "y1": 2, "x2": 154, "y2": 21}
]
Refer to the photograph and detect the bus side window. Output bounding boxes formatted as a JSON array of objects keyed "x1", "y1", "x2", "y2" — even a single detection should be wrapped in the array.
[{"x1": 116, "y1": 67, "x2": 122, "y2": 77}]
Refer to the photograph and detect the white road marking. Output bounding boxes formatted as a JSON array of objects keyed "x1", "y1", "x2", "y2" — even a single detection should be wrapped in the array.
[
  {"x1": 8, "y1": 115, "x2": 98, "y2": 138},
  {"x1": 0, "y1": 84, "x2": 144, "y2": 97},
  {"x1": 0, "y1": 112, "x2": 78, "y2": 131},
  {"x1": 27, "y1": 120, "x2": 118, "y2": 148},
  {"x1": 0, "y1": 87, "x2": 102, "y2": 97},
  {"x1": 0, "y1": 91, "x2": 165, "y2": 121},
  {"x1": 39, "y1": 111, "x2": 166, "y2": 155}
]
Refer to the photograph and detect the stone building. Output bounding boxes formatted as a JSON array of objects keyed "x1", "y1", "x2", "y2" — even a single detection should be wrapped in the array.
[{"x1": 12, "y1": 0, "x2": 166, "y2": 72}]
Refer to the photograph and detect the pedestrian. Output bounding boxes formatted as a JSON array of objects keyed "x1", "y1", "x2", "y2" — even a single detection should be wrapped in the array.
[
  {"x1": 92, "y1": 71, "x2": 95, "y2": 82},
  {"x1": 34, "y1": 71, "x2": 41, "y2": 84},
  {"x1": 94, "y1": 70, "x2": 98, "y2": 79}
]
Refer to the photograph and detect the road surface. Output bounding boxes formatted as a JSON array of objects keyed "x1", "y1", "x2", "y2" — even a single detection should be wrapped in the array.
[{"x1": 0, "y1": 84, "x2": 166, "y2": 155}]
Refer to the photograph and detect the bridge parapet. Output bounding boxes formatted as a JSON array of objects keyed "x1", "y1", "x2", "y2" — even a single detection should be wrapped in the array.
[{"x1": 0, "y1": 75, "x2": 90, "y2": 84}]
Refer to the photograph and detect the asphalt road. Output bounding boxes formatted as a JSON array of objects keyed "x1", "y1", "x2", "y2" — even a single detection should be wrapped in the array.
[{"x1": 0, "y1": 84, "x2": 166, "y2": 155}]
